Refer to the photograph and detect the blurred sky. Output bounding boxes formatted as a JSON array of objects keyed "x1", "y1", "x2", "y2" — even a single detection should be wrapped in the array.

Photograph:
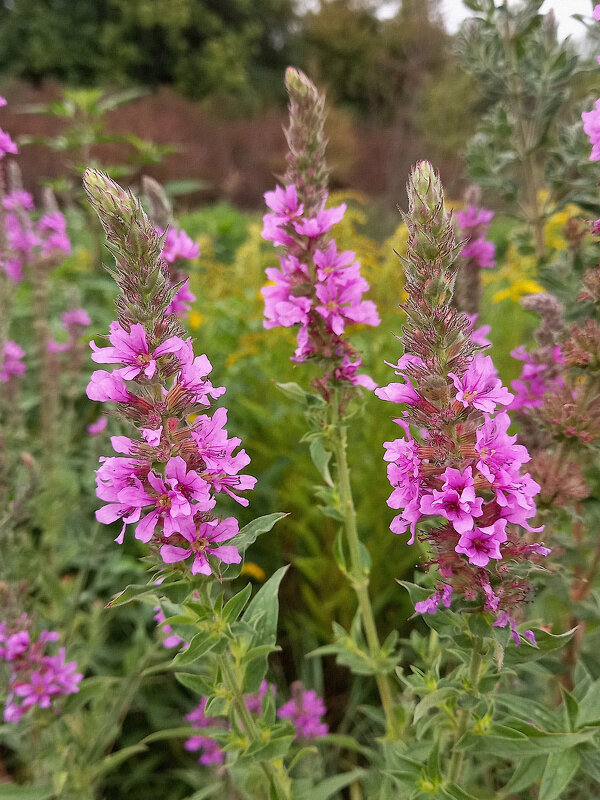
[{"x1": 440, "y1": 0, "x2": 594, "y2": 39}]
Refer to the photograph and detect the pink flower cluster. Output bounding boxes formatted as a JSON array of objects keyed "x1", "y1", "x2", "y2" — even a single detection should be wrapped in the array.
[
  {"x1": 2, "y1": 189, "x2": 71, "y2": 282},
  {"x1": 377, "y1": 351, "x2": 550, "y2": 635},
  {"x1": 87, "y1": 321, "x2": 255, "y2": 576},
  {"x1": 456, "y1": 205, "x2": 496, "y2": 269},
  {"x1": 47, "y1": 307, "x2": 91, "y2": 355},
  {"x1": 0, "y1": 620, "x2": 82, "y2": 722},
  {"x1": 0, "y1": 96, "x2": 17, "y2": 160},
  {"x1": 277, "y1": 681, "x2": 328, "y2": 740},
  {"x1": 261, "y1": 184, "x2": 379, "y2": 389},
  {"x1": 582, "y1": 100, "x2": 600, "y2": 162},
  {"x1": 509, "y1": 345, "x2": 564, "y2": 412},
  {"x1": 185, "y1": 680, "x2": 327, "y2": 765},
  {"x1": 0, "y1": 340, "x2": 25, "y2": 383},
  {"x1": 157, "y1": 226, "x2": 198, "y2": 317}
]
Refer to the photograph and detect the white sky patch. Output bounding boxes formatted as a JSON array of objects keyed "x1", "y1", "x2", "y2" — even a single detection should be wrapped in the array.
[{"x1": 439, "y1": 0, "x2": 594, "y2": 40}]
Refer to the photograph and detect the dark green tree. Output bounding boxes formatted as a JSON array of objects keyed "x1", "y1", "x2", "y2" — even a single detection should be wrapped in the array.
[{"x1": 0, "y1": 0, "x2": 297, "y2": 106}]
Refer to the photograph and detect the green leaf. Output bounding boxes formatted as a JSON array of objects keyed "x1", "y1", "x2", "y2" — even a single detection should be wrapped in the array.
[
  {"x1": 576, "y1": 678, "x2": 600, "y2": 728},
  {"x1": 175, "y1": 672, "x2": 213, "y2": 695},
  {"x1": 238, "y1": 732, "x2": 295, "y2": 764},
  {"x1": 288, "y1": 746, "x2": 318, "y2": 772},
  {"x1": 397, "y1": 581, "x2": 432, "y2": 605},
  {"x1": 222, "y1": 583, "x2": 253, "y2": 624},
  {"x1": 172, "y1": 632, "x2": 219, "y2": 666},
  {"x1": 503, "y1": 755, "x2": 546, "y2": 795},
  {"x1": 539, "y1": 749, "x2": 580, "y2": 800},
  {"x1": 441, "y1": 785, "x2": 479, "y2": 800},
  {"x1": 0, "y1": 786, "x2": 55, "y2": 800},
  {"x1": 461, "y1": 726, "x2": 596, "y2": 757},
  {"x1": 230, "y1": 514, "x2": 288, "y2": 568},
  {"x1": 503, "y1": 628, "x2": 576, "y2": 665},
  {"x1": 242, "y1": 643, "x2": 280, "y2": 665},
  {"x1": 91, "y1": 744, "x2": 148, "y2": 779},
  {"x1": 309, "y1": 437, "x2": 334, "y2": 487},
  {"x1": 276, "y1": 382, "x2": 325, "y2": 407},
  {"x1": 105, "y1": 583, "x2": 157, "y2": 607},
  {"x1": 333, "y1": 527, "x2": 347, "y2": 572},
  {"x1": 413, "y1": 688, "x2": 457, "y2": 724},
  {"x1": 241, "y1": 565, "x2": 288, "y2": 692},
  {"x1": 495, "y1": 693, "x2": 557, "y2": 731},
  {"x1": 142, "y1": 727, "x2": 195, "y2": 744},
  {"x1": 295, "y1": 769, "x2": 366, "y2": 800}
]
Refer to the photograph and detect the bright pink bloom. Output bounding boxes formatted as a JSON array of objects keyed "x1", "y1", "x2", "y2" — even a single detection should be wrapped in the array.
[
  {"x1": 0, "y1": 129, "x2": 17, "y2": 158},
  {"x1": 160, "y1": 227, "x2": 199, "y2": 264},
  {"x1": 90, "y1": 322, "x2": 186, "y2": 380},
  {"x1": 185, "y1": 698, "x2": 225, "y2": 766},
  {"x1": 419, "y1": 467, "x2": 483, "y2": 534},
  {"x1": 0, "y1": 340, "x2": 25, "y2": 382},
  {"x1": 277, "y1": 683, "x2": 328, "y2": 740},
  {"x1": 415, "y1": 584, "x2": 453, "y2": 615},
  {"x1": 62, "y1": 308, "x2": 91, "y2": 328},
  {"x1": 460, "y1": 238, "x2": 495, "y2": 268},
  {"x1": 87, "y1": 416, "x2": 108, "y2": 436},
  {"x1": 86, "y1": 370, "x2": 134, "y2": 403},
  {"x1": 449, "y1": 355, "x2": 513, "y2": 413},
  {"x1": 38, "y1": 213, "x2": 71, "y2": 255},
  {"x1": 455, "y1": 519, "x2": 508, "y2": 567},
  {"x1": 160, "y1": 517, "x2": 241, "y2": 575},
  {"x1": 582, "y1": 99, "x2": 600, "y2": 161},
  {"x1": 166, "y1": 280, "x2": 196, "y2": 316},
  {"x1": 594, "y1": 4, "x2": 600, "y2": 21}
]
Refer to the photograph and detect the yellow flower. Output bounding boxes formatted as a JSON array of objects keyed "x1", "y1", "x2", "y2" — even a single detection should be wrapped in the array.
[
  {"x1": 240, "y1": 562, "x2": 266, "y2": 582},
  {"x1": 188, "y1": 310, "x2": 204, "y2": 329}
]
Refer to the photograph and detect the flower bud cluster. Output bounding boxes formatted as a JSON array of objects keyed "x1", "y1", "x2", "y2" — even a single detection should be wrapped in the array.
[
  {"x1": 0, "y1": 618, "x2": 82, "y2": 722},
  {"x1": 261, "y1": 183, "x2": 380, "y2": 388},
  {"x1": 261, "y1": 68, "x2": 380, "y2": 394},
  {"x1": 84, "y1": 170, "x2": 255, "y2": 577},
  {"x1": 378, "y1": 162, "x2": 549, "y2": 638},
  {"x1": 184, "y1": 680, "x2": 327, "y2": 765}
]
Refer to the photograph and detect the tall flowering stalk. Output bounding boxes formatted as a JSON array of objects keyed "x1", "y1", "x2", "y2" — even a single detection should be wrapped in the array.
[
  {"x1": 262, "y1": 68, "x2": 400, "y2": 739},
  {"x1": 374, "y1": 163, "x2": 561, "y2": 789},
  {"x1": 378, "y1": 161, "x2": 549, "y2": 637},
  {"x1": 84, "y1": 170, "x2": 293, "y2": 800}
]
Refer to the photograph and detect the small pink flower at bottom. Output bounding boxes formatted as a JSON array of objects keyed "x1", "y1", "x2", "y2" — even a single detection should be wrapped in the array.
[
  {"x1": 185, "y1": 698, "x2": 225, "y2": 766},
  {"x1": 415, "y1": 584, "x2": 453, "y2": 615},
  {"x1": 277, "y1": 682, "x2": 328, "y2": 740},
  {"x1": 160, "y1": 517, "x2": 241, "y2": 575},
  {"x1": 455, "y1": 519, "x2": 508, "y2": 567}
]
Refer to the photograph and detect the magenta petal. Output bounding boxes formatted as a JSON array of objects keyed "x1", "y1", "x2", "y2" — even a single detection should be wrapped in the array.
[
  {"x1": 160, "y1": 544, "x2": 190, "y2": 564},
  {"x1": 154, "y1": 336, "x2": 186, "y2": 357},
  {"x1": 135, "y1": 511, "x2": 159, "y2": 542},
  {"x1": 191, "y1": 553, "x2": 212, "y2": 575},
  {"x1": 210, "y1": 545, "x2": 241, "y2": 565}
]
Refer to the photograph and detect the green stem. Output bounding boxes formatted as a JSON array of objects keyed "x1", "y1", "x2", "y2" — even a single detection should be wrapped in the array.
[
  {"x1": 330, "y1": 389, "x2": 400, "y2": 740},
  {"x1": 219, "y1": 653, "x2": 291, "y2": 800},
  {"x1": 447, "y1": 635, "x2": 484, "y2": 784}
]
